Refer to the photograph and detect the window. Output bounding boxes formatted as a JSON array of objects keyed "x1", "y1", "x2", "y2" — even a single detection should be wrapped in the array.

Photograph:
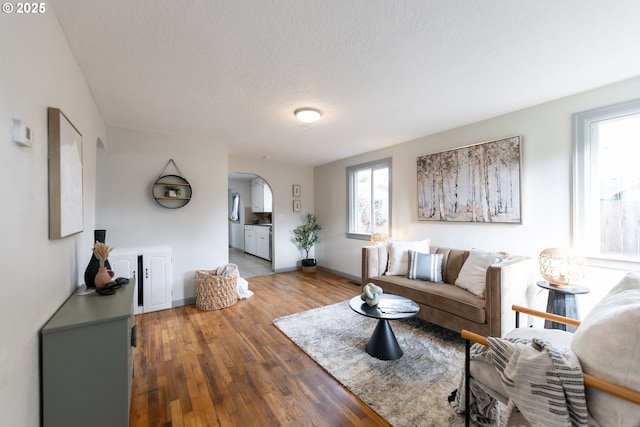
[
  {"x1": 230, "y1": 193, "x2": 240, "y2": 222},
  {"x1": 347, "y1": 158, "x2": 391, "y2": 239},
  {"x1": 573, "y1": 99, "x2": 640, "y2": 265}
]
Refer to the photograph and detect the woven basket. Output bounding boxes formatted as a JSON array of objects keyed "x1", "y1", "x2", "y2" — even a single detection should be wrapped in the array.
[{"x1": 195, "y1": 269, "x2": 238, "y2": 310}]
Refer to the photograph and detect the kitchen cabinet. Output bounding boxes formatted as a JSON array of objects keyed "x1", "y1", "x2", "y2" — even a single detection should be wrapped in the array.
[
  {"x1": 244, "y1": 225, "x2": 257, "y2": 256},
  {"x1": 256, "y1": 226, "x2": 271, "y2": 260},
  {"x1": 41, "y1": 281, "x2": 135, "y2": 427},
  {"x1": 251, "y1": 178, "x2": 272, "y2": 213},
  {"x1": 245, "y1": 225, "x2": 271, "y2": 260},
  {"x1": 110, "y1": 246, "x2": 172, "y2": 314}
]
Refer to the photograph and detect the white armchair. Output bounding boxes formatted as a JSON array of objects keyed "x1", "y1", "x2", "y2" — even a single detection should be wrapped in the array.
[{"x1": 461, "y1": 273, "x2": 640, "y2": 426}]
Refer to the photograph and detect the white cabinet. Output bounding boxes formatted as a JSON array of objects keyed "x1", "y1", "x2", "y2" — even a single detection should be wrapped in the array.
[
  {"x1": 251, "y1": 178, "x2": 262, "y2": 212},
  {"x1": 251, "y1": 178, "x2": 272, "y2": 213},
  {"x1": 143, "y1": 247, "x2": 172, "y2": 312},
  {"x1": 244, "y1": 226, "x2": 257, "y2": 256},
  {"x1": 256, "y1": 226, "x2": 271, "y2": 260},
  {"x1": 245, "y1": 225, "x2": 270, "y2": 260},
  {"x1": 110, "y1": 246, "x2": 172, "y2": 314},
  {"x1": 109, "y1": 249, "x2": 141, "y2": 314}
]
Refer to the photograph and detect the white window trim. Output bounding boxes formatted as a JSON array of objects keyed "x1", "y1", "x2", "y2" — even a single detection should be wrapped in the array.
[
  {"x1": 346, "y1": 158, "x2": 392, "y2": 240},
  {"x1": 573, "y1": 98, "x2": 640, "y2": 272}
]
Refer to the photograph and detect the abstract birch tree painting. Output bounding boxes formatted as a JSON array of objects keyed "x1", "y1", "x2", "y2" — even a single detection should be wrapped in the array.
[{"x1": 417, "y1": 136, "x2": 521, "y2": 223}]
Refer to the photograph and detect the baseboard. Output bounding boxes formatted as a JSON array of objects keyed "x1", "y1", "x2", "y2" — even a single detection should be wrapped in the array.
[
  {"x1": 170, "y1": 267, "x2": 362, "y2": 308},
  {"x1": 273, "y1": 266, "x2": 299, "y2": 274},
  {"x1": 274, "y1": 265, "x2": 361, "y2": 284},
  {"x1": 172, "y1": 296, "x2": 196, "y2": 308},
  {"x1": 317, "y1": 265, "x2": 361, "y2": 284}
]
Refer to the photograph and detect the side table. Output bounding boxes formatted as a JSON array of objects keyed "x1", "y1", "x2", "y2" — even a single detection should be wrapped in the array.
[{"x1": 537, "y1": 281, "x2": 590, "y2": 332}]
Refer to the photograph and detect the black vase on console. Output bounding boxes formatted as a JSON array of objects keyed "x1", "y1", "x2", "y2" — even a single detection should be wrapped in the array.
[{"x1": 84, "y1": 229, "x2": 112, "y2": 288}]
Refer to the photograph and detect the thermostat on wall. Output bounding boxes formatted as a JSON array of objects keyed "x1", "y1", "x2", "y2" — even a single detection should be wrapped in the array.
[{"x1": 12, "y1": 118, "x2": 33, "y2": 147}]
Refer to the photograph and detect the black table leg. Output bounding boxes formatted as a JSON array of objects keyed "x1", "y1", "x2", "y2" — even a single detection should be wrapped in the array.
[{"x1": 366, "y1": 319, "x2": 403, "y2": 360}]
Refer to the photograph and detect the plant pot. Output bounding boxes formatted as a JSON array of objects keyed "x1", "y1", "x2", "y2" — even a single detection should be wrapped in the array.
[
  {"x1": 301, "y1": 258, "x2": 317, "y2": 273},
  {"x1": 95, "y1": 266, "x2": 115, "y2": 289}
]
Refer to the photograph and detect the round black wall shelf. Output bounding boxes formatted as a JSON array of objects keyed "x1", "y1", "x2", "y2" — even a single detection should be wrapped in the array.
[
  {"x1": 153, "y1": 174, "x2": 192, "y2": 208},
  {"x1": 152, "y1": 159, "x2": 192, "y2": 209}
]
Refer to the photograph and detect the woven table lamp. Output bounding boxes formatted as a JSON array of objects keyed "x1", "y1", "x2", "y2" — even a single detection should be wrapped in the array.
[
  {"x1": 538, "y1": 247, "x2": 587, "y2": 288},
  {"x1": 370, "y1": 233, "x2": 391, "y2": 246}
]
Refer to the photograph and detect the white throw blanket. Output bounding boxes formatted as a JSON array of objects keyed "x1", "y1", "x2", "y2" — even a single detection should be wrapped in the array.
[
  {"x1": 483, "y1": 337, "x2": 588, "y2": 426},
  {"x1": 236, "y1": 276, "x2": 253, "y2": 299},
  {"x1": 216, "y1": 263, "x2": 254, "y2": 299},
  {"x1": 454, "y1": 337, "x2": 588, "y2": 426}
]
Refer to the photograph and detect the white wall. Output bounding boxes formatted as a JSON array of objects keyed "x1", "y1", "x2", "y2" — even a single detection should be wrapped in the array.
[
  {"x1": 96, "y1": 136, "x2": 316, "y2": 304},
  {"x1": 315, "y1": 76, "x2": 640, "y2": 314},
  {"x1": 229, "y1": 157, "x2": 315, "y2": 271},
  {"x1": 0, "y1": 10, "x2": 106, "y2": 427},
  {"x1": 96, "y1": 126, "x2": 228, "y2": 304}
]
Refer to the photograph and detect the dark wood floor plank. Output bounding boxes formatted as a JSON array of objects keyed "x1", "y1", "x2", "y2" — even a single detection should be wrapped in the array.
[{"x1": 130, "y1": 270, "x2": 390, "y2": 427}]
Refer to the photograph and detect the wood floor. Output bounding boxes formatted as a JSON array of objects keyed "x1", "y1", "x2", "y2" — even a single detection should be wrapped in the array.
[{"x1": 129, "y1": 270, "x2": 390, "y2": 427}]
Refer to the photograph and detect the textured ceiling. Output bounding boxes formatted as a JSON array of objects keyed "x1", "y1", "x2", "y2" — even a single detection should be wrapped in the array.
[{"x1": 50, "y1": 0, "x2": 640, "y2": 166}]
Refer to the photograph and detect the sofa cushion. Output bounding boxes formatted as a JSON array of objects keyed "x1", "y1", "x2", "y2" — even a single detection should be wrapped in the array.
[
  {"x1": 369, "y1": 275, "x2": 486, "y2": 323},
  {"x1": 431, "y1": 247, "x2": 469, "y2": 285},
  {"x1": 454, "y1": 250, "x2": 503, "y2": 298},
  {"x1": 571, "y1": 272, "x2": 640, "y2": 426},
  {"x1": 407, "y1": 251, "x2": 443, "y2": 282},
  {"x1": 385, "y1": 239, "x2": 430, "y2": 276}
]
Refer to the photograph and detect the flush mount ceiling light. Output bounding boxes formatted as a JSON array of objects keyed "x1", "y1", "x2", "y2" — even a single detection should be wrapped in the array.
[{"x1": 294, "y1": 107, "x2": 322, "y2": 124}]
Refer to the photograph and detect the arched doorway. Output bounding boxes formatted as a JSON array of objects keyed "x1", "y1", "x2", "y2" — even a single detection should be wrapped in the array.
[{"x1": 228, "y1": 173, "x2": 273, "y2": 277}]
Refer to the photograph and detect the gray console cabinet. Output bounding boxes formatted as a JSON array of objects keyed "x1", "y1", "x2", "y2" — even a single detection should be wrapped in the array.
[{"x1": 41, "y1": 281, "x2": 135, "y2": 427}]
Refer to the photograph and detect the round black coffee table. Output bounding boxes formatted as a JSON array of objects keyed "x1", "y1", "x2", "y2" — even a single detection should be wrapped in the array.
[{"x1": 349, "y1": 294, "x2": 420, "y2": 360}]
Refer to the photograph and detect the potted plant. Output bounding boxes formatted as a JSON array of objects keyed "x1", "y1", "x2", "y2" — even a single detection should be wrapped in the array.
[
  {"x1": 292, "y1": 213, "x2": 321, "y2": 273},
  {"x1": 164, "y1": 185, "x2": 182, "y2": 198}
]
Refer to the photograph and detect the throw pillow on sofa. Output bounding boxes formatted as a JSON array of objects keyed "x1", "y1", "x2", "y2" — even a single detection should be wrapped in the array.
[
  {"x1": 385, "y1": 239, "x2": 431, "y2": 276},
  {"x1": 454, "y1": 249, "x2": 504, "y2": 298},
  {"x1": 407, "y1": 250, "x2": 443, "y2": 282}
]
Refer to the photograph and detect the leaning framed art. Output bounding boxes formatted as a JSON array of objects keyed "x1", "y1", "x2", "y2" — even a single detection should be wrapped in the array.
[
  {"x1": 417, "y1": 135, "x2": 522, "y2": 223},
  {"x1": 48, "y1": 107, "x2": 84, "y2": 239}
]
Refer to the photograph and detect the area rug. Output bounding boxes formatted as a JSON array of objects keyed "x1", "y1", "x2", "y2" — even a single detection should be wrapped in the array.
[{"x1": 273, "y1": 301, "x2": 467, "y2": 426}]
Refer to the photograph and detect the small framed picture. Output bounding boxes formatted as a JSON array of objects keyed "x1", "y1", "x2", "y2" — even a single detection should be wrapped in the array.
[
  {"x1": 293, "y1": 199, "x2": 301, "y2": 212},
  {"x1": 292, "y1": 184, "x2": 301, "y2": 197}
]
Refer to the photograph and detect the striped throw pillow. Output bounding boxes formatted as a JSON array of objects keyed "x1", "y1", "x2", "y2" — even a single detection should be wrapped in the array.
[{"x1": 407, "y1": 251, "x2": 443, "y2": 282}]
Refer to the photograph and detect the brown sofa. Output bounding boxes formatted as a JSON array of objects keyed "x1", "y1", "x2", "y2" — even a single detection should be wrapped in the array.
[{"x1": 362, "y1": 245, "x2": 531, "y2": 337}]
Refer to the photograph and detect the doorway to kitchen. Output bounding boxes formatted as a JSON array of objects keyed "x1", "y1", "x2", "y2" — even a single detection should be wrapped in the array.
[
  {"x1": 228, "y1": 173, "x2": 274, "y2": 278},
  {"x1": 229, "y1": 248, "x2": 272, "y2": 278}
]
